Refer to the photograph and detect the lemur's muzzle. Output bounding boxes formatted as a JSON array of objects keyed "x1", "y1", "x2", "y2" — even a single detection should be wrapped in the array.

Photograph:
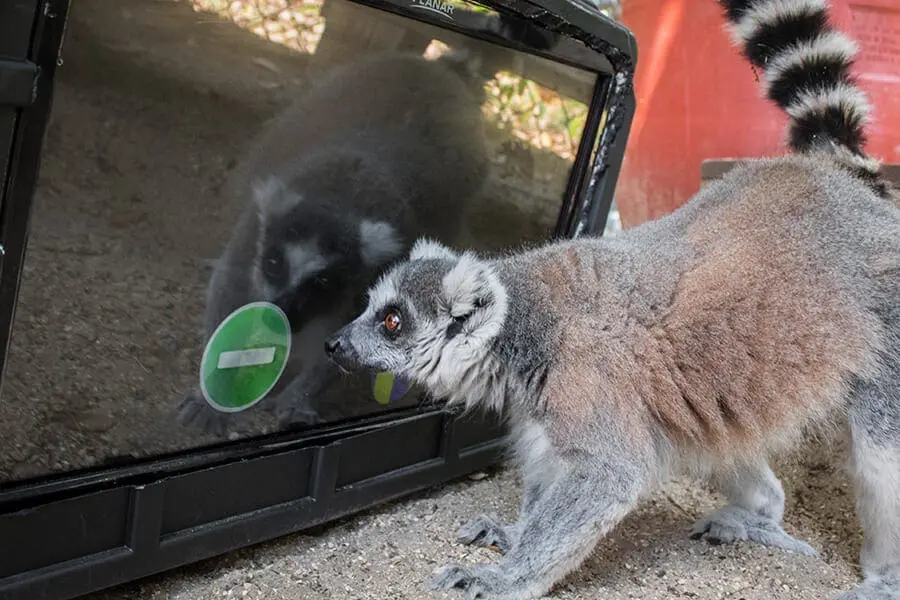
[{"x1": 324, "y1": 326, "x2": 362, "y2": 371}]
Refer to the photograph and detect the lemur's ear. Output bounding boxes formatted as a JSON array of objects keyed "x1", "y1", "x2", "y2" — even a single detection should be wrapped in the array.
[
  {"x1": 359, "y1": 220, "x2": 404, "y2": 267},
  {"x1": 251, "y1": 176, "x2": 296, "y2": 215},
  {"x1": 440, "y1": 252, "x2": 502, "y2": 319},
  {"x1": 409, "y1": 238, "x2": 459, "y2": 262}
]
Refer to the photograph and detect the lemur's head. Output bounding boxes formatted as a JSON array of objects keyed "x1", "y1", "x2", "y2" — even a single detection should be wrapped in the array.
[
  {"x1": 250, "y1": 176, "x2": 404, "y2": 333},
  {"x1": 325, "y1": 239, "x2": 509, "y2": 399}
]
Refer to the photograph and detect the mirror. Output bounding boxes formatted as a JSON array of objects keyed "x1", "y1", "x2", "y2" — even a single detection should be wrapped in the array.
[{"x1": 0, "y1": 0, "x2": 600, "y2": 482}]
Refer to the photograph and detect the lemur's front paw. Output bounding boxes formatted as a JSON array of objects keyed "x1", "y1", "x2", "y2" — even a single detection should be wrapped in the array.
[
  {"x1": 176, "y1": 389, "x2": 232, "y2": 437},
  {"x1": 690, "y1": 505, "x2": 818, "y2": 556},
  {"x1": 456, "y1": 514, "x2": 519, "y2": 554},
  {"x1": 270, "y1": 394, "x2": 321, "y2": 428},
  {"x1": 428, "y1": 564, "x2": 510, "y2": 600}
]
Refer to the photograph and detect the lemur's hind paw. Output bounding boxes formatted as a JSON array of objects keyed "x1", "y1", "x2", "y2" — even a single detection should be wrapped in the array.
[
  {"x1": 835, "y1": 576, "x2": 900, "y2": 600},
  {"x1": 690, "y1": 505, "x2": 818, "y2": 556}
]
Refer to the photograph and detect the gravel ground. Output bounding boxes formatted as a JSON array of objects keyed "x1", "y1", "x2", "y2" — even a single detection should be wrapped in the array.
[{"x1": 82, "y1": 440, "x2": 865, "y2": 600}]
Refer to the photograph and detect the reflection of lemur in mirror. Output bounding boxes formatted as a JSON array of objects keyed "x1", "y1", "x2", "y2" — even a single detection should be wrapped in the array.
[
  {"x1": 177, "y1": 50, "x2": 489, "y2": 435},
  {"x1": 325, "y1": 1, "x2": 900, "y2": 599}
]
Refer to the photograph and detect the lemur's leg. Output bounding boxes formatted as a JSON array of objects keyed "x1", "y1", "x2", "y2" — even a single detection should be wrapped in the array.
[
  {"x1": 691, "y1": 458, "x2": 817, "y2": 556},
  {"x1": 267, "y1": 360, "x2": 336, "y2": 427},
  {"x1": 268, "y1": 318, "x2": 345, "y2": 428},
  {"x1": 838, "y1": 366, "x2": 900, "y2": 600},
  {"x1": 457, "y1": 422, "x2": 553, "y2": 555},
  {"x1": 431, "y1": 422, "x2": 647, "y2": 600},
  {"x1": 456, "y1": 475, "x2": 546, "y2": 555}
]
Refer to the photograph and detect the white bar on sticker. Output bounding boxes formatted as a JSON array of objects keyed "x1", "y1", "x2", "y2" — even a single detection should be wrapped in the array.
[{"x1": 217, "y1": 347, "x2": 277, "y2": 369}]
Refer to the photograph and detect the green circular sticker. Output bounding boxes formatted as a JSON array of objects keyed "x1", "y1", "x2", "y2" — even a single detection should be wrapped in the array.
[{"x1": 200, "y1": 302, "x2": 291, "y2": 412}]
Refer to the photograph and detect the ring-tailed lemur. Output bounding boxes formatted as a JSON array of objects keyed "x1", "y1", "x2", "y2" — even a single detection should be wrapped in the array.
[
  {"x1": 326, "y1": 1, "x2": 900, "y2": 598},
  {"x1": 177, "y1": 50, "x2": 489, "y2": 435}
]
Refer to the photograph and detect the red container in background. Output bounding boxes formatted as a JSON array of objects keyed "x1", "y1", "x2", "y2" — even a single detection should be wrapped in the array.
[{"x1": 614, "y1": 0, "x2": 900, "y2": 228}]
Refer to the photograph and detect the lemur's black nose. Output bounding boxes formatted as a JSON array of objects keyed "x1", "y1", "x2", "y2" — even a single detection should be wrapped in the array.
[
  {"x1": 325, "y1": 329, "x2": 362, "y2": 371},
  {"x1": 324, "y1": 336, "x2": 342, "y2": 355}
]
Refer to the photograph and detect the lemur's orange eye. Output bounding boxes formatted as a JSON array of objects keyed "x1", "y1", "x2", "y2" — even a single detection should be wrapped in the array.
[{"x1": 383, "y1": 311, "x2": 402, "y2": 333}]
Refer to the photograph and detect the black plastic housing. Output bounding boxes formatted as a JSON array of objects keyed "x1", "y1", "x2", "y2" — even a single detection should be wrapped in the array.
[{"x1": 0, "y1": 1, "x2": 636, "y2": 599}]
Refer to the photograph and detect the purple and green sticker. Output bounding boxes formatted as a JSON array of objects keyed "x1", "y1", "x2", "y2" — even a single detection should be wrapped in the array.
[{"x1": 371, "y1": 371, "x2": 411, "y2": 405}]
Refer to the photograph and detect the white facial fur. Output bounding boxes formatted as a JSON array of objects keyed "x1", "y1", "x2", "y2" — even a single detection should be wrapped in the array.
[
  {"x1": 249, "y1": 176, "x2": 403, "y2": 300},
  {"x1": 251, "y1": 176, "x2": 296, "y2": 217},
  {"x1": 359, "y1": 220, "x2": 404, "y2": 267},
  {"x1": 408, "y1": 237, "x2": 460, "y2": 261},
  {"x1": 407, "y1": 252, "x2": 510, "y2": 409},
  {"x1": 345, "y1": 239, "x2": 510, "y2": 411},
  {"x1": 253, "y1": 241, "x2": 328, "y2": 300}
]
